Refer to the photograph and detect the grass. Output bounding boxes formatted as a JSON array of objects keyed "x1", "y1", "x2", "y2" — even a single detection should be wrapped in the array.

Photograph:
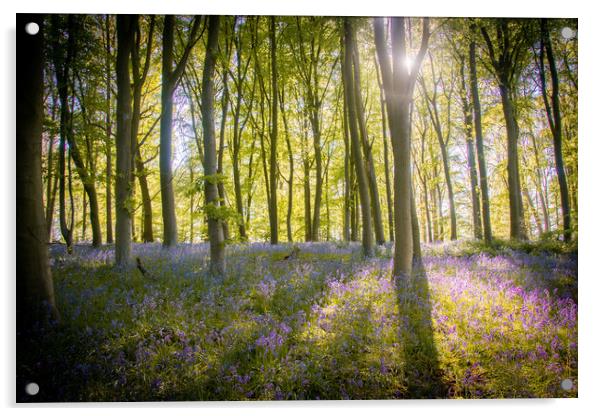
[{"x1": 17, "y1": 239, "x2": 577, "y2": 401}]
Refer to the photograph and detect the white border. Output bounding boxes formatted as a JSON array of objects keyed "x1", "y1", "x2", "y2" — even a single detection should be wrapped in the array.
[{"x1": 2, "y1": 1, "x2": 600, "y2": 415}]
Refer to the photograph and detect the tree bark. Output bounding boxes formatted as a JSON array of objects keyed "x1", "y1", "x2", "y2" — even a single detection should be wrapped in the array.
[
  {"x1": 52, "y1": 15, "x2": 102, "y2": 247},
  {"x1": 469, "y1": 24, "x2": 493, "y2": 243},
  {"x1": 45, "y1": 97, "x2": 59, "y2": 239},
  {"x1": 481, "y1": 21, "x2": 526, "y2": 240},
  {"x1": 540, "y1": 18, "x2": 571, "y2": 242},
  {"x1": 131, "y1": 16, "x2": 155, "y2": 243},
  {"x1": 218, "y1": 67, "x2": 231, "y2": 241},
  {"x1": 160, "y1": 15, "x2": 201, "y2": 248},
  {"x1": 374, "y1": 17, "x2": 429, "y2": 276},
  {"x1": 268, "y1": 16, "x2": 279, "y2": 244},
  {"x1": 104, "y1": 15, "x2": 114, "y2": 244},
  {"x1": 202, "y1": 15, "x2": 225, "y2": 275},
  {"x1": 17, "y1": 13, "x2": 59, "y2": 327},
  {"x1": 351, "y1": 36, "x2": 385, "y2": 245},
  {"x1": 344, "y1": 18, "x2": 374, "y2": 257},
  {"x1": 375, "y1": 59, "x2": 395, "y2": 242},
  {"x1": 279, "y1": 88, "x2": 295, "y2": 242},
  {"x1": 115, "y1": 15, "x2": 136, "y2": 267}
]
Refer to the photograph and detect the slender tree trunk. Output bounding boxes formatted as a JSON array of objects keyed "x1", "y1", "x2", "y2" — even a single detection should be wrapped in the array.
[
  {"x1": 104, "y1": 15, "x2": 114, "y2": 245},
  {"x1": 351, "y1": 37, "x2": 385, "y2": 245},
  {"x1": 376, "y1": 64, "x2": 395, "y2": 242},
  {"x1": 279, "y1": 89, "x2": 294, "y2": 242},
  {"x1": 231, "y1": 34, "x2": 248, "y2": 241},
  {"x1": 17, "y1": 14, "x2": 59, "y2": 327},
  {"x1": 45, "y1": 99, "x2": 58, "y2": 238},
  {"x1": 423, "y1": 178, "x2": 432, "y2": 243},
  {"x1": 303, "y1": 149, "x2": 312, "y2": 242},
  {"x1": 136, "y1": 148, "x2": 154, "y2": 242},
  {"x1": 411, "y1": 185, "x2": 422, "y2": 263},
  {"x1": 158, "y1": 16, "x2": 200, "y2": 247},
  {"x1": 342, "y1": 92, "x2": 351, "y2": 242},
  {"x1": 344, "y1": 18, "x2": 374, "y2": 257},
  {"x1": 159, "y1": 16, "x2": 178, "y2": 247},
  {"x1": 499, "y1": 83, "x2": 526, "y2": 240},
  {"x1": 268, "y1": 16, "x2": 279, "y2": 244},
  {"x1": 540, "y1": 18, "x2": 571, "y2": 242},
  {"x1": 82, "y1": 191, "x2": 87, "y2": 240},
  {"x1": 469, "y1": 28, "x2": 492, "y2": 243},
  {"x1": 420, "y1": 73, "x2": 457, "y2": 241},
  {"x1": 310, "y1": 117, "x2": 322, "y2": 242},
  {"x1": 202, "y1": 16, "x2": 225, "y2": 275},
  {"x1": 459, "y1": 56, "x2": 483, "y2": 239},
  {"x1": 530, "y1": 134, "x2": 550, "y2": 233},
  {"x1": 115, "y1": 15, "x2": 135, "y2": 267},
  {"x1": 431, "y1": 187, "x2": 439, "y2": 241},
  {"x1": 52, "y1": 16, "x2": 102, "y2": 247},
  {"x1": 218, "y1": 68, "x2": 231, "y2": 241},
  {"x1": 189, "y1": 161, "x2": 194, "y2": 243}
]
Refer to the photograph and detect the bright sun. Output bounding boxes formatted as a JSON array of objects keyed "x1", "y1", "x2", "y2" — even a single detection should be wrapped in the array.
[{"x1": 404, "y1": 56, "x2": 414, "y2": 73}]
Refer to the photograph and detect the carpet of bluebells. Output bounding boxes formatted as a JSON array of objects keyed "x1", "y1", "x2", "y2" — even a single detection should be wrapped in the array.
[{"x1": 17, "y1": 240, "x2": 577, "y2": 401}]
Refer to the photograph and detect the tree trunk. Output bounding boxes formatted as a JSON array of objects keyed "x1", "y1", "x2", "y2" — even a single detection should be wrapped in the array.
[
  {"x1": 303, "y1": 143, "x2": 312, "y2": 242},
  {"x1": 115, "y1": 15, "x2": 135, "y2": 267},
  {"x1": 52, "y1": 16, "x2": 102, "y2": 247},
  {"x1": 374, "y1": 17, "x2": 429, "y2": 276},
  {"x1": 104, "y1": 15, "x2": 114, "y2": 244},
  {"x1": 375, "y1": 65, "x2": 395, "y2": 242},
  {"x1": 268, "y1": 16, "x2": 279, "y2": 244},
  {"x1": 45, "y1": 98, "x2": 59, "y2": 238},
  {"x1": 279, "y1": 88, "x2": 295, "y2": 242},
  {"x1": 159, "y1": 15, "x2": 178, "y2": 247},
  {"x1": 136, "y1": 147, "x2": 154, "y2": 242},
  {"x1": 351, "y1": 37, "x2": 385, "y2": 245},
  {"x1": 344, "y1": 18, "x2": 374, "y2": 258},
  {"x1": 202, "y1": 15, "x2": 225, "y2": 275},
  {"x1": 342, "y1": 91, "x2": 351, "y2": 242},
  {"x1": 469, "y1": 27, "x2": 492, "y2": 243},
  {"x1": 499, "y1": 83, "x2": 526, "y2": 240},
  {"x1": 218, "y1": 67, "x2": 231, "y2": 241},
  {"x1": 17, "y1": 13, "x2": 59, "y2": 327},
  {"x1": 540, "y1": 18, "x2": 571, "y2": 241},
  {"x1": 158, "y1": 15, "x2": 200, "y2": 247},
  {"x1": 530, "y1": 132, "x2": 550, "y2": 233},
  {"x1": 459, "y1": 55, "x2": 483, "y2": 239}
]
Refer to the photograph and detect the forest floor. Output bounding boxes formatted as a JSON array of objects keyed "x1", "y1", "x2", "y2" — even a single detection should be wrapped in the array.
[{"x1": 17, "y1": 239, "x2": 577, "y2": 401}]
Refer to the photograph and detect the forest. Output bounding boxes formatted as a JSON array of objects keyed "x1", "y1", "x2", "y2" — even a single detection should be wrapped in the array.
[{"x1": 16, "y1": 14, "x2": 577, "y2": 401}]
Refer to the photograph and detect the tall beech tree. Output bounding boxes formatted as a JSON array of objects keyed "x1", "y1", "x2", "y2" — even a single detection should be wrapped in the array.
[
  {"x1": 17, "y1": 14, "x2": 59, "y2": 327},
  {"x1": 103, "y1": 15, "x2": 114, "y2": 244},
  {"x1": 469, "y1": 22, "x2": 492, "y2": 243},
  {"x1": 115, "y1": 15, "x2": 136, "y2": 267},
  {"x1": 268, "y1": 16, "x2": 279, "y2": 244},
  {"x1": 458, "y1": 53, "x2": 483, "y2": 240},
  {"x1": 351, "y1": 35, "x2": 386, "y2": 245},
  {"x1": 202, "y1": 15, "x2": 226, "y2": 275},
  {"x1": 539, "y1": 18, "x2": 571, "y2": 242},
  {"x1": 419, "y1": 53, "x2": 458, "y2": 241},
  {"x1": 51, "y1": 15, "x2": 103, "y2": 248},
  {"x1": 480, "y1": 18, "x2": 532, "y2": 240},
  {"x1": 343, "y1": 18, "x2": 374, "y2": 257},
  {"x1": 374, "y1": 17, "x2": 429, "y2": 277},
  {"x1": 131, "y1": 16, "x2": 156, "y2": 243},
  {"x1": 160, "y1": 15, "x2": 202, "y2": 248}
]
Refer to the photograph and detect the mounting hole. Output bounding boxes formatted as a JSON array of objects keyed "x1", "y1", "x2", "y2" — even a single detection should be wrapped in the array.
[
  {"x1": 561, "y1": 378, "x2": 573, "y2": 391},
  {"x1": 25, "y1": 382, "x2": 39, "y2": 395},
  {"x1": 561, "y1": 27, "x2": 575, "y2": 40},
  {"x1": 25, "y1": 22, "x2": 39, "y2": 35}
]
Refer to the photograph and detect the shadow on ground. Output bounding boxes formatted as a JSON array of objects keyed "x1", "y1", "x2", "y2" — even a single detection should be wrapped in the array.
[{"x1": 394, "y1": 261, "x2": 448, "y2": 398}]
